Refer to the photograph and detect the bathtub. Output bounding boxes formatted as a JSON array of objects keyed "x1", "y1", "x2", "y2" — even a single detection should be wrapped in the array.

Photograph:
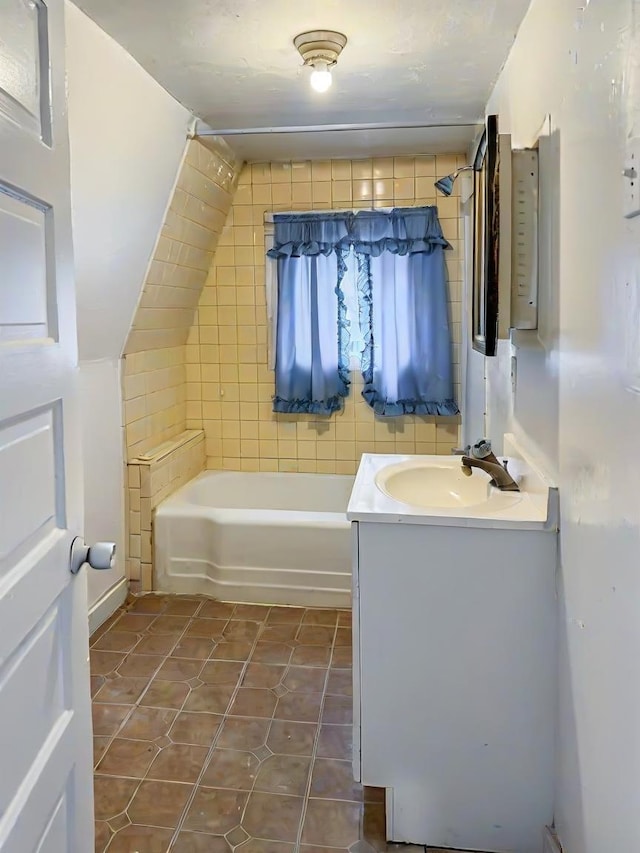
[{"x1": 154, "y1": 470, "x2": 355, "y2": 607}]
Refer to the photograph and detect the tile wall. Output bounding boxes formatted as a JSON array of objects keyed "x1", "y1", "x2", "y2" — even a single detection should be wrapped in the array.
[
  {"x1": 186, "y1": 156, "x2": 465, "y2": 473},
  {"x1": 127, "y1": 430, "x2": 205, "y2": 592},
  {"x1": 123, "y1": 138, "x2": 241, "y2": 461}
]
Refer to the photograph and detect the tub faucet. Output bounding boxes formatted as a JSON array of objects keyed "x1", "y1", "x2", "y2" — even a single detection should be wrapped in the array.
[{"x1": 461, "y1": 438, "x2": 520, "y2": 492}]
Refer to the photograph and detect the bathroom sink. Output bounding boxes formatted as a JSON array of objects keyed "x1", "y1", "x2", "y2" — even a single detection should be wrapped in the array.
[{"x1": 374, "y1": 459, "x2": 523, "y2": 512}]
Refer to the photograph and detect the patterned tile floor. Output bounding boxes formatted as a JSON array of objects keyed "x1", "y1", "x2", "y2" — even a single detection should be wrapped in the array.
[{"x1": 91, "y1": 594, "x2": 408, "y2": 853}]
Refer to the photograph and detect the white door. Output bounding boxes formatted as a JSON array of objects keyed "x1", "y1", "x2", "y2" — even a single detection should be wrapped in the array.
[{"x1": 0, "y1": 1, "x2": 94, "y2": 851}]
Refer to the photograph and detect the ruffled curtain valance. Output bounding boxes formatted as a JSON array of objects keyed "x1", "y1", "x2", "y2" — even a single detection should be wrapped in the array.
[{"x1": 267, "y1": 207, "x2": 451, "y2": 259}]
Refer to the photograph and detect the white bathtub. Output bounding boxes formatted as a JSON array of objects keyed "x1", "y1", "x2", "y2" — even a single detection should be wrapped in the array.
[{"x1": 154, "y1": 470, "x2": 355, "y2": 607}]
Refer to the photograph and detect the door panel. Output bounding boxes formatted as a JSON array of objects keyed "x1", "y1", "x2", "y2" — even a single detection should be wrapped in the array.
[{"x1": 0, "y1": 0, "x2": 93, "y2": 850}]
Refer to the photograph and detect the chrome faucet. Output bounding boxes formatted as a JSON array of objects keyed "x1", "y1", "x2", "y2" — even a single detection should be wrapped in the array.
[{"x1": 461, "y1": 439, "x2": 520, "y2": 492}]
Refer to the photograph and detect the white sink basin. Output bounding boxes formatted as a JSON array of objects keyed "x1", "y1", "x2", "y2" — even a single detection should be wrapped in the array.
[{"x1": 375, "y1": 460, "x2": 523, "y2": 512}]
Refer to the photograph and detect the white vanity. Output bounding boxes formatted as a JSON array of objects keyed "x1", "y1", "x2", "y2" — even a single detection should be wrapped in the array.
[{"x1": 347, "y1": 435, "x2": 558, "y2": 853}]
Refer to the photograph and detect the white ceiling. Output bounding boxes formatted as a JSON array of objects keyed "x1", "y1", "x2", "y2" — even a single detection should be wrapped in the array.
[{"x1": 72, "y1": 0, "x2": 532, "y2": 159}]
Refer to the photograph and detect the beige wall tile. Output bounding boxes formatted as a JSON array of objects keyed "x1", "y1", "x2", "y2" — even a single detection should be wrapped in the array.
[{"x1": 185, "y1": 155, "x2": 463, "y2": 473}]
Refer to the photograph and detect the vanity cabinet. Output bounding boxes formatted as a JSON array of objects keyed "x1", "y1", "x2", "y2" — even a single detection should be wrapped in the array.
[{"x1": 351, "y1": 518, "x2": 557, "y2": 853}]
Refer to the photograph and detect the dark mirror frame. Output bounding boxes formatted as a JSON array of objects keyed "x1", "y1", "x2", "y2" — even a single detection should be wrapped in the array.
[{"x1": 472, "y1": 114, "x2": 500, "y2": 356}]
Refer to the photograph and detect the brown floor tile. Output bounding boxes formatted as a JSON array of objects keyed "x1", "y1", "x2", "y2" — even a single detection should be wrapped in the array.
[
  {"x1": 260, "y1": 624, "x2": 299, "y2": 643},
  {"x1": 94, "y1": 676, "x2": 149, "y2": 705},
  {"x1": 251, "y1": 642, "x2": 293, "y2": 665},
  {"x1": 199, "y1": 600, "x2": 235, "y2": 619},
  {"x1": 331, "y1": 646, "x2": 352, "y2": 667},
  {"x1": 94, "y1": 820, "x2": 111, "y2": 852},
  {"x1": 90, "y1": 650, "x2": 126, "y2": 675},
  {"x1": 169, "y1": 711, "x2": 223, "y2": 746},
  {"x1": 172, "y1": 832, "x2": 230, "y2": 852},
  {"x1": 164, "y1": 598, "x2": 202, "y2": 616},
  {"x1": 119, "y1": 707, "x2": 177, "y2": 741},
  {"x1": 96, "y1": 738, "x2": 158, "y2": 778},
  {"x1": 296, "y1": 626, "x2": 335, "y2": 646},
  {"x1": 317, "y1": 725, "x2": 352, "y2": 760},
  {"x1": 242, "y1": 792, "x2": 304, "y2": 842},
  {"x1": 93, "y1": 737, "x2": 110, "y2": 767},
  {"x1": 127, "y1": 779, "x2": 192, "y2": 827},
  {"x1": 229, "y1": 687, "x2": 277, "y2": 718},
  {"x1": 216, "y1": 717, "x2": 270, "y2": 750},
  {"x1": 171, "y1": 636, "x2": 216, "y2": 659},
  {"x1": 156, "y1": 658, "x2": 203, "y2": 681},
  {"x1": 310, "y1": 758, "x2": 363, "y2": 801},
  {"x1": 183, "y1": 683, "x2": 235, "y2": 714},
  {"x1": 223, "y1": 619, "x2": 260, "y2": 642},
  {"x1": 91, "y1": 676, "x2": 106, "y2": 698},
  {"x1": 211, "y1": 640, "x2": 255, "y2": 661},
  {"x1": 274, "y1": 692, "x2": 323, "y2": 723},
  {"x1": 127, "y1": 595, "x2": 168, "y2": 614},
  {"x1": 335, "y1": 628, "x2": 352, "y2": 646},
  {"x1": 107, "y1": 824, "x2": 173, "y2": 852},
  {"x1": 326, "y1": 669, "x2": 352, "y2": 697},
  {"x1": 91, "y1": 597, "x2": 366, "y2": 853},
  {"x1": 301, "y1": 847, "x2": 349, "y2": 853},
  {"x1": 186, "y1": 618, "x2": 228, "y2": 639},
  {"x1": 302, "y1": 799, "x2": 363, "y2": 847},
  {"x1": 201, "y1": 748, "x2": 259, "y2": 790},
  {"x1": 92, "y1": 704, "x2": 132, "y2": 737},
  {"x1": 322, "y1": 695, "x2": 352, "y2": 725},
  {"x1": 267, "y1": 720, "x2": 317, "y2": 756},
  {"x1": 265, "y1": 606, "x2": 305, "y2": 625},
  {"x1": 337, "y1": 611, "x2": 352, "y2": 627},
  {"x1": 283, "y1": 667, "x2": 327, "y2": 694},
  {"x1": 93, "y1": 776, "x2": 139, "y2": 821},
  {"x1": 183, "y1": 787, "x2": 248, "y2": 834},
  {"x1": 362, "y1": 802, "x2": 386, "y2": 848},
  {"x1": 291, "y1": 645, "x2": 332, "y2": 667},
  {"x1": 302, "y1": 609, "x2": 338, "y2": 627},
  {"x1": 240, "y1": 842, "x2": 295, "y2": 853},
  {"x1": 117, "y1": 654, "x2": 165, "y2": 678},
  {"x1": 199, "y1": 659, "x2": 245, "y2": 684},
  {"x1": 92, "y1": 631, "x2": 140, "y2": 653},
  {"x1": 139, "y1": 679, "x2": 190, "y2": 710},
  {"x1": 254, "y1": 754, "x2": 311, "y2": 796},
  {"x1": 364, "y1": 786, "x2": 385, "y2": 803},
  {"x1": 114, "y1": 613, "x2": 158, "y2": 633},
  {"x1": 148, "y1": 615, "x2": 190, "y2": 635},
  {"x1": 242, "y1": 663, "x2": 286, "y2": 688},
  {"x1": 147, "y1": 743, "x2": 208, "y2": 783},
  {"x1": 133, "y1": 633, "x2": 177, "y2": 656},
  {"x1": 232, "y1": 604, "x2": 270, "y2": 620}
]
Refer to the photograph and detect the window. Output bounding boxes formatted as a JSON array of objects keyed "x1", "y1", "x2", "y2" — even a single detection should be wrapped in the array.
[{"x1": 266, "y1": 208, "x2": 459, "y2": 417}]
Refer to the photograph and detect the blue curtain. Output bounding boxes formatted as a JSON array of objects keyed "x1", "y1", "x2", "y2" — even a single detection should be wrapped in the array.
[
  {"x1": 267, "y1": 213, "x2": 351, "y2": 414},
  {"x1": 267, "y1": 207, "x2": 459, "y2": 417},
  {"x1": 352, "y1": 208, "x2": 459, "y2": 417}
]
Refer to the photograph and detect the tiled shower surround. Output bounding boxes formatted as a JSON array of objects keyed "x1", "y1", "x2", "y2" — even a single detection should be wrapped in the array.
[
  {"x1": 185, "y1": 156, "x2": 464, "y2": 473},
  {"x1": 91, "y1": 595, "x2": 387, "y2": 853}
]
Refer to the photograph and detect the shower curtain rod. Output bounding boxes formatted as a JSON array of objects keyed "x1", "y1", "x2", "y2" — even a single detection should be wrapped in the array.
[{"x1": 191, "y1": 120, "x2": 477, "y2": 137}]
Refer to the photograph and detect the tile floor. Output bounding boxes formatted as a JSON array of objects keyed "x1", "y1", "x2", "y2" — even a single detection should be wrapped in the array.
[{"x1": 91, "y1": 594, "x2": 399, "y2": 853}]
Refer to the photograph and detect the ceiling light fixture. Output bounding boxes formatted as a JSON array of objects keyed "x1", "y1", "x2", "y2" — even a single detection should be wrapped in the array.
[{"x1": 294, "y1": 30, "x2": 347, "y2": 93}]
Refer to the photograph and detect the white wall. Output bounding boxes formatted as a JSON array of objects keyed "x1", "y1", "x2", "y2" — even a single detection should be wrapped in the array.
[
  {"x1": 65, "y1": 2, "x2": 191, "y2": 609},
  {"x1": 486, "y1": 1, "x2": 640, "y2": 850}
]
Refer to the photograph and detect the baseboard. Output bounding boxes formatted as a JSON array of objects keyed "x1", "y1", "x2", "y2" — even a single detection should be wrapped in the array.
[
  {"x1": 88, "y1": 577, "x2": 128, "y2": 634},
  {"x1": 543, "y1": 826, "x2": 563, "y2": 853}
]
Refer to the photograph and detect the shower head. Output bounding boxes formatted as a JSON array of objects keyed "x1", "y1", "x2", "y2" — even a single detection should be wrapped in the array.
[{"x1": 434, "y1": 165, "x2": 473, "y2": 197}]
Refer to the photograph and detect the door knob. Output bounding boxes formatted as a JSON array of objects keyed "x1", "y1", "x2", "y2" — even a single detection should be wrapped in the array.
[{"x1": 70, "y1": 537, "x2": 116, "y2": 575}]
